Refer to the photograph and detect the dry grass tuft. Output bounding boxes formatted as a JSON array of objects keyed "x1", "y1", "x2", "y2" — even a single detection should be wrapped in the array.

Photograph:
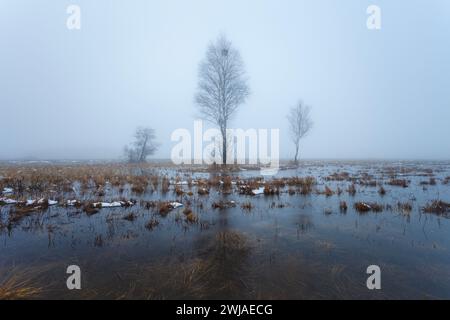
[
  {"x1": 240, "y1": 202, "x2": 253, "y2": 211},
  {"x1": 347, "y1": 183, "x2": 356, "y2": 196},
  {"x1": 158, "y1": 202, "x2": 172, "y2": 216},
  {"x1": 0, "y1": 266, "x2": 49, "y2": 299},
  {"x1": 212, "y1": 200, "x2": 236, "y2": 210},
  {"x1": 145, "y1": 218, "x2": 159, "y2": 230},
  {"x1": 161, "y1": 176, "x2": 170, "y2": 194},
  {"x1": 198, "y1": 187, "x2": 210, "y2": 195},
  {"x1": 388, "y1": 179, "x2": 408, "y2": 188},
  {"x1": 397, "y1": 202, "x2": 412, "y2": 214},
  {"x1": 422, "y1": 200, "x2": 450, "y2": 216},
  {"x1": 123, "y1": 212, "x2": 137, "y2": 221},
  {"x1": 339, "y1": 201, "x2": 348, "y2": 213},
  {"x1": 83, "y1": 203, "x2": 100, "y2": 216},
  {"x1": 354, "y1": 202, "x2": 383, "y2": 213}
]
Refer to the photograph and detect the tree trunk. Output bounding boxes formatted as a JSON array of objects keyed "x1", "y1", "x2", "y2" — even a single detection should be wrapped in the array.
[
  {"x1": 221, "y1": 128, "x2": 227, "y2": 166},
  {"x1": 139, "y1": 137, "x2": 148, "y2": 163},
  {"x1": 294, "y1": 143, "x2": 299, "y2": 165}
]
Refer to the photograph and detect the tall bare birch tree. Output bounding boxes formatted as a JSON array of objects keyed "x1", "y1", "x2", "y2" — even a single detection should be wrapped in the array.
[{"x1": 195, "y1": 35, "x2": 250, "y2": 165}]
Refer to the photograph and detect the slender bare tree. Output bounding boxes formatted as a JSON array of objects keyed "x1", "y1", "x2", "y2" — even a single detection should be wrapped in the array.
[
  {"x1": 288, "y1": 101, "x2": 313, "y2": 165},
  {"x1": 124, "y1": 127, "x2": 158, "y2": 163},
  {"x1": 195, "y1": 34, "x2": 250, "y2": 165}
]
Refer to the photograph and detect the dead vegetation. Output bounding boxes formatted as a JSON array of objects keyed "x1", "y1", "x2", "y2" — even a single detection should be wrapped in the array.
[
  {"x1": 161, "y1": 176, "x2": 170, "y2": 194},
  {"x1": 354, "y1": 202, "x2": 384, "y2": 213},
  {"x1": 339, "y1": 201, "x2": 348, "y2": 213},
  {"x1": 212, "y1": 200, "x2": 236, "y2": 210},
  {"x1": 326, "y1": 172, "x2": 350, "y2": 182},
  {"x1": 388, "y1": 179, "x2": 409, "y2": 188},
  {"x1": 0, "y1": 265, "x2": 52, "y2": 299},
  {"x1": 123, "y1": 212, "x2": 137, "y2": 221},
  {"x1": 263, "y1": 183, "x2": 280, "y2": 196},
  {"x1": 183, "y1": 207, "x2": 198, "y2": 223},
  {"x1": 145, "y1": 218, "x2": 160, "y2": 230},
  {"x1": 397, "y1": 202, "x2": 413, "y2": 214},
  {"x1": 240, "y1": 201, "x2": 253, "y2": 211},
  {"x1": 420, "y1": 177, "x2": 437, "y2": 186},
  {"x1": 158, "y1": 202, "x2": 172, "y2": 216},
  {"x1": 422, "y1": 200, "x2": 450, "y2": 217},
  {"x1": 83, "y1": 203, "x2": 100, "y2": 216},
  {"x1": 347, "y1": 183, "x2": 356, "y2": 196}
]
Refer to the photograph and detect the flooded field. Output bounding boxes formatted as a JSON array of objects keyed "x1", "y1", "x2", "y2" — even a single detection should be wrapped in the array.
[{"x1": 1, "y1": 160, "x2": 450, "y2": 299}]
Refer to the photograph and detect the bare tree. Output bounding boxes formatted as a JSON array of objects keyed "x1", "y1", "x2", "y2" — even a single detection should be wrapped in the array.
[
  {"x1": 288, "y1": 101, "x2": 313, "y2": 165},
  {"x1": 124, "y1": 127, "x2": 158, "y2": 163},
  {"x1": 195, "y1": 35, "x2": 250, "y2": 165}
]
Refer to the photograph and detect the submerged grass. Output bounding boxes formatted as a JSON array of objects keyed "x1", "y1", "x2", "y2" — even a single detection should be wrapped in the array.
[{"x1": 0, "y1": 263, "x2": 59, "y2": 299}]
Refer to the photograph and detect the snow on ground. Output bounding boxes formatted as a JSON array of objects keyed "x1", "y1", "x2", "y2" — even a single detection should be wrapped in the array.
[
  {"x1": 2, "y1": 187, "x2": 13, "y2": 194},
  {"x1": 0, "y1": 198, "x2": 17, "y2": 204},
  {"x1": 169, "y1": 202, "x2": 184, "y2": 209},
  {"x1": 252, "y1": 187, "x2": 265, "y2": 195}
]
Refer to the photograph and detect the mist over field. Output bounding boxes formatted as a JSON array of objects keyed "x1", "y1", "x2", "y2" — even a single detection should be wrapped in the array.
[
  {"x1": 0, "y1": 0, "x2": 449, "y2": 161},
  {"x1": 2, "y1": 1, "x2": 450, "y2": 301}
]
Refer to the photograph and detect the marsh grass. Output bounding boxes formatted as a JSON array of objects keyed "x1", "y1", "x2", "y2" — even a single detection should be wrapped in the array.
[
  {"x1": 83, "y1": 203, "x2": 100, "y2": 216},
  {"x1": 158, "y1": 202, "x2": 172, "y2": 216},
  {"x1": 182, "y1": 207, "x2": 198, "y2": 223},
  {"x1": 123, "y1": 212, "x2": 137, "y2": 222},
  {"x1": 161, "y1": 176, "x2": 170, "y2": 194},
  {"x1": 212, "y1": 200, "x2": 236, "y2": 210},
  {"x1": 397, "y1": 202, "x2": 413, "y2": 214},
  {"x1": 241, "y1": 201, "x2": 254, "y2": 211},
  {"x1": 388, "y1": 179, "x2": 409, "y2": 188},
  {"x1": 354, "y1": 202, "x2": 384, "y2": 213},
  {"x1": 339, "y1": 201, "x2": 348, "y2": 213},
  {"x1": 0, "y1": 264, "x2": 58, "y2": 299},
  {"x1": 347, "y1": 183, "x2": 356, "y2": 196},
  {"x1": 145, "y1": 218, "x2": 159, "y2": 230},
  {"x1": 422, "y1": 200, "x2": 450, "y2": 216}
]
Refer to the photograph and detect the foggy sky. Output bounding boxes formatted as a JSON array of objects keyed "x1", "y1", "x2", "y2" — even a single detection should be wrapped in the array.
[{"x1": 1, "y1": 0, "x2": 449, "y2": 160}]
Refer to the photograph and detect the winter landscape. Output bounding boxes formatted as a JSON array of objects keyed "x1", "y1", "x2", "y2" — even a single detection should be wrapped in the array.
[{"x1": 1, "y1": 1, "x2": 450, "y2": 300}]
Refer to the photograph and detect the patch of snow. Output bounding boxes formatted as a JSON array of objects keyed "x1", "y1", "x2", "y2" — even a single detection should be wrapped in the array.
[
  {"x1": 252, "y1": 187, "x2": 265, "y2": 195},
  {"x1": 169, "y1": 202, "x2": 183, "y2": 209},
  {"x1": 0, "y1": 198, "x2": 17, "y2": 204},
  {"x1": 99, "y1": 202, "x2": 122, "y2": 208},
  {"x1": 2, "y1": 187, "x2": 13, "y2": 194},
  {"x1": 93, "y1": 201, "x2": 135, "y2": 208}
]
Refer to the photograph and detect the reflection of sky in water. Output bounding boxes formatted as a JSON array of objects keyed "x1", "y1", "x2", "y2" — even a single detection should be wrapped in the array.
[{"x1": 1, "y1": 161, "x2": 450, "y2": 299}]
